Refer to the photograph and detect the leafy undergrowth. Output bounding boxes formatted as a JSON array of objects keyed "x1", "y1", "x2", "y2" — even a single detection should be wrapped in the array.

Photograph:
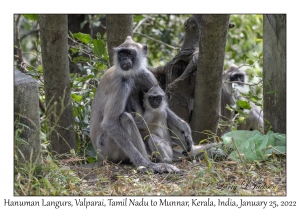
[{"x1": 14, "y1": 154, "x2": 286, "y2": 196}]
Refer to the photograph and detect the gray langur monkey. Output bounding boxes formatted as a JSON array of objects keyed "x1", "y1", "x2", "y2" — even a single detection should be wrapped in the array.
[
  {"x1": 90, "y1": 36, "x2": 196, "y2": 173},
  {"x1": 134, "y1": 85, "x2": 225, "y2": 163},
  {"x1": 219, "y1": 65, "x2": 264, "y2": 136},
  {"x1": 134, "y1": 85, "x2": 173, "y2": 163}
]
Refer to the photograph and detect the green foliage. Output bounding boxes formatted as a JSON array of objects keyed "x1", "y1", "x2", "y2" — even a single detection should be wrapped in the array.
[
  {"x1": 69, "y1": 31, "x2": 109, "y2": 72},
  {"x1": 73, "y1": 32, "x2": 93, "y2": 44},
  {"x1": 93, "y1": 39, "x2": 105, "y2": 56},
  {"x1": 14, "y1": 116, "x2": 90, "y2": 196},
  {"x1": 15, "y1": 15, "x2": 41, "y2": 71},
  {"x1": 15, "y1": 14, "x2": 109, "y2": 161},
  {"x1": 14, "y1": 117, "x2": 30, "y2": 146},
  {"x1": 14, "y1": 151, "x2": 86, "y2": 195},
  {"x1": 236, "y1": 99, "x2": 252, "y2": 110},
  {"x1": 133, "y1": 14, "x2": 189, "y2": 67},
  {"x1": 226, "y1": 15, "x2": 263, "y2": 70},
  {"x1": 227, "y1": 15, "x2": 263, "y2": 98},
  {"x1": 222, "y1": 130, "x2": 286, "y2": 162},
  {"x1": 70, "y1": 72, "x2": 98, "y2": 163},
  {"x1": 68, "y1": 32, "x2": 109, "y2": 162},
  {"x1": 23, "y1": 14, "x2": 39, "y2": 21},
  {"x1": 224, "y1": 15, "x2": 264, "y2": 131}
]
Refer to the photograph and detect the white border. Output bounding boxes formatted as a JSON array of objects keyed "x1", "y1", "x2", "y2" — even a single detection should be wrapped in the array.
[{"x1": 2, "y1": 1, "x2": 299, "y2": 209}]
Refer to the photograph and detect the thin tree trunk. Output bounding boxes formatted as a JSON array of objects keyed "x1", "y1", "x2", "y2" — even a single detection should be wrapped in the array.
[
  {"x1": 263, "y1": 15, "x2": 286, "y2": 134},
  {"x1": 191, "y1": 15, "x2": 230, "y2": 143},
  {"x1": 40, "y1": 15, "x2": 76, "y2": 154},
  {"x1": 150, "y1": 16, "x2": 200, "y2": 122},
  {"x1": 106, "y1": 15, "x2": 133, "y2": 66}
]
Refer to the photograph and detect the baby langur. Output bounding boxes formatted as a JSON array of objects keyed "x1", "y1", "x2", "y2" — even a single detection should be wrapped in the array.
[
  {"x1": 134, "y1": 85, "x2": 173, "y2": 163},
  {"x1": 134, "y1": 85, "x2": 224, "y2": 163}
]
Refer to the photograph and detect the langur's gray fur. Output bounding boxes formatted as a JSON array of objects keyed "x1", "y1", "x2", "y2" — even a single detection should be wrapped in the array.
[
  {"x1": 134, "y1": 85, "x2": 173, "y2": 163},
  {"x1": 219, "y1": 65, "x2": 264, "y2": 135},
  {"x1": 135, "y1": 85, "x2": 225, "y2": 162},
  {"x1": 90, "y1": 36, "x2": 194, "y2": 173}
]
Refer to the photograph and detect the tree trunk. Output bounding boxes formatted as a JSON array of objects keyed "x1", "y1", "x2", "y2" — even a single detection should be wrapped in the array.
[
  {"x1": 190, "y1": 15, "x2": 230, "y2": 143},
  {"x1": 40, "y1": 15, "x2": 76, "y2": 154},
  {"x1": 150, "y1": 16, "x2": 199, "y2": 122},
  {"x1": 106, "y1": 15, "x2": 133, "y2": 66},
  {"x1": 263, "y1": 15, "x2": 286, "y2": 134}
]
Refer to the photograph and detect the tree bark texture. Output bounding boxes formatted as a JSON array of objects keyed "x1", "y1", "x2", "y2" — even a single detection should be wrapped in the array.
[
  {"x1": 263, "y1": 15, "x2": 286, "y2": 134},
  {"x1": 151, "y1": 17, "x2": 200, "y2": 123},
  {"x1": 190, "y1": 15, "x2": 230, "y2": 143},
  {"x1": 40, "y1": 15, "x2": 76, "y2": 154},
  {"x1": 106, "y1": 15, "x2": 133, "y2": 66}
]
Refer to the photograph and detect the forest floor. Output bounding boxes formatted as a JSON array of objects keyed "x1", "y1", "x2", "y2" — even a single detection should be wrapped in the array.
[
  {"x1": 69, "y1": 156, "x2": 286, "y2": 196},
  {"x1": 14, "y1": 152, "x2": 286, "y2": 196}
]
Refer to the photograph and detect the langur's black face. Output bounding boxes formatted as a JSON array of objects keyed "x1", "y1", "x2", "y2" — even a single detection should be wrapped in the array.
[
  {"x1": 117, "y1": 49, "x2": 137, "y2": 71},
  {"x1": 230, "y1": 73, "x2": 244, "y2": 83},
  {"x1": 148, "y1": 95, "x2": 162, "y2": 109}
]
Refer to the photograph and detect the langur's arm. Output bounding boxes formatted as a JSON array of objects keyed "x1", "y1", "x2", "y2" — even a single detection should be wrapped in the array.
[
  {"x1": 166, "y1": 108, "x2": 193, "y2": 152},
  {"x1": 133, "y1": 114, "x2": 148, "y2": 131}
]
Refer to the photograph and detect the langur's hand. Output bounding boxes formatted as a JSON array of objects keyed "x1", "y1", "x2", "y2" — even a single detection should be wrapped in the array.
[
  {"x1": 184, "y1": 132, "x2": 193, "y2": 152},
  {"x1": 181, "y1": 121, "x2": 193, "y2": 152},
  {"x1": 138, "y1": 162, "x2": 180, "y2": 174}
]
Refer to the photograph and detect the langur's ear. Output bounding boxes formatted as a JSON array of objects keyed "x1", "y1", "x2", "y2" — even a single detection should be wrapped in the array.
[
  {"x1": 229, "y1": 64, "x2": 238, "y2": 70},
  {"x1": 113, "y1": 47, "x2": 119, "y2": 53},
  {"x1": 126, "y1": 36, "x2": 133, "y2": 41}
]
